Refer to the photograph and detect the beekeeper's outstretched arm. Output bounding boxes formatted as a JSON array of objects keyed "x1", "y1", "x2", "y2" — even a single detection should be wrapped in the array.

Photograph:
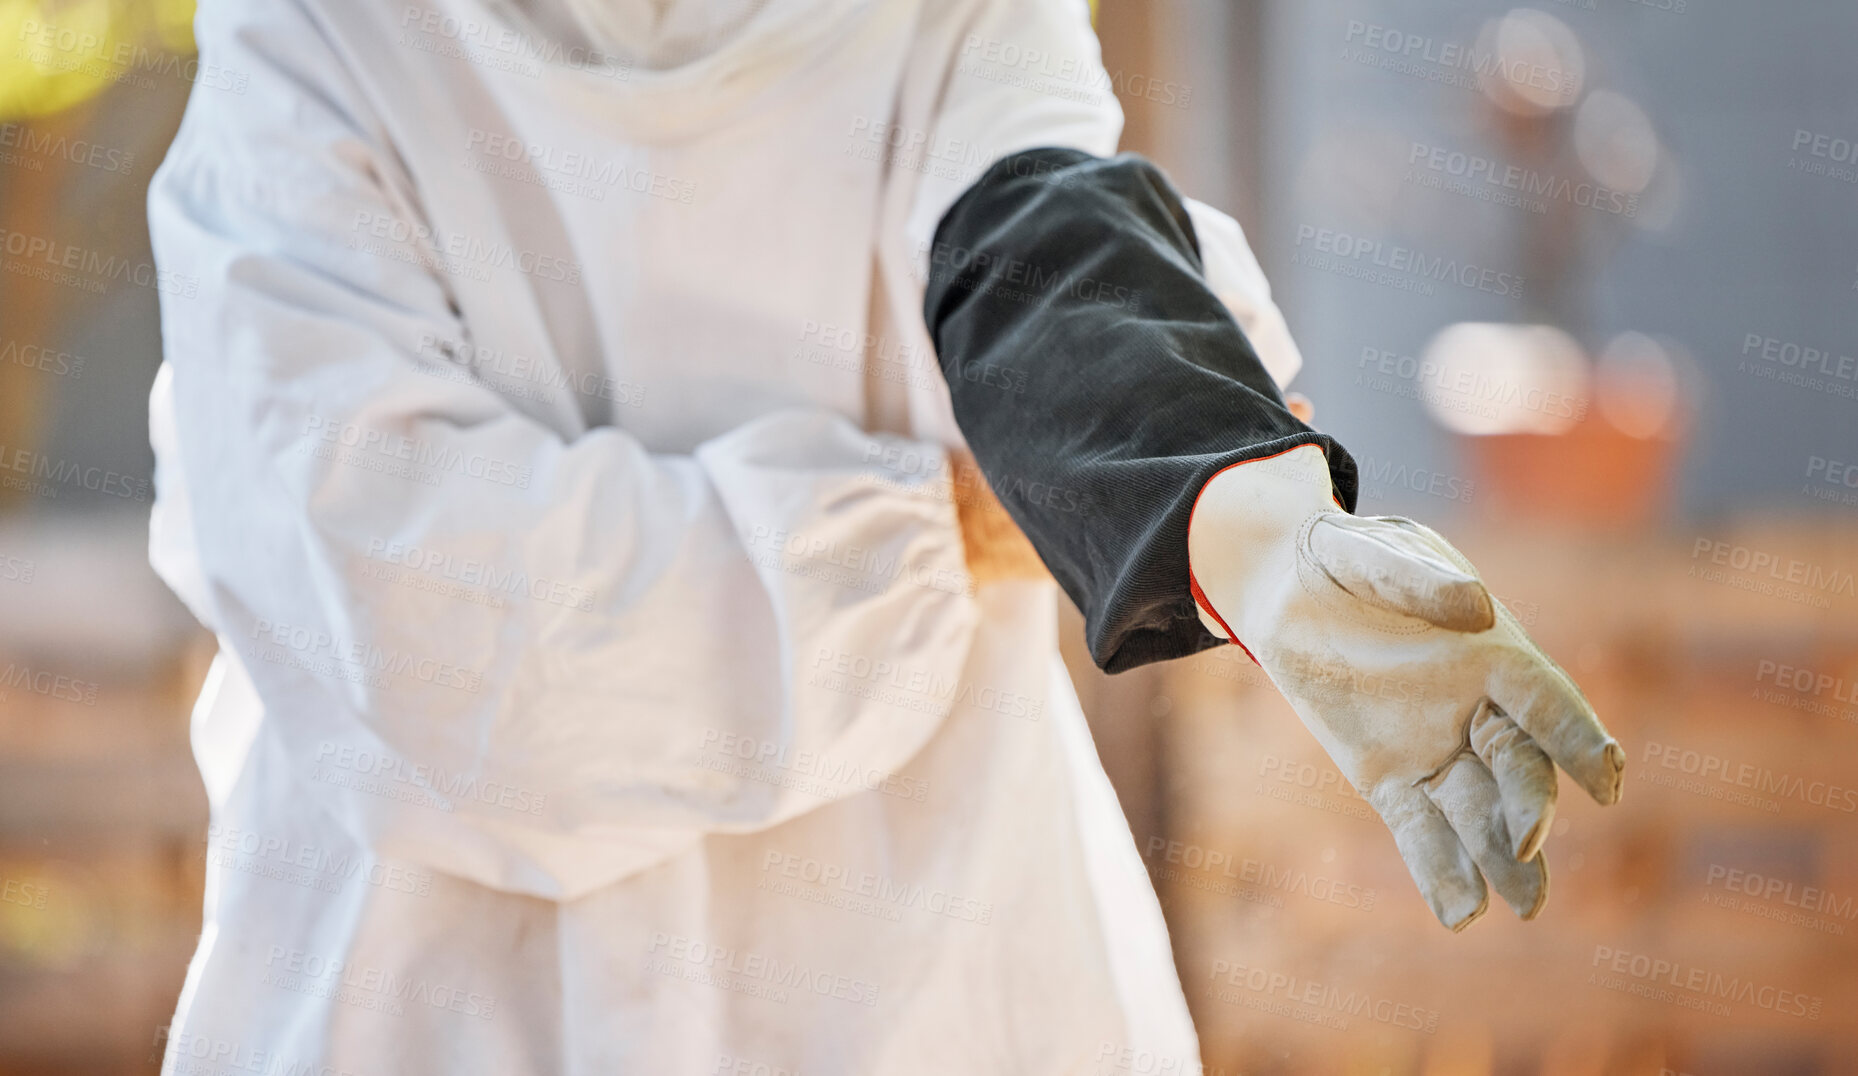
[{"x1": 915, "y1": 5, "x2": 1624, "y2": 931}]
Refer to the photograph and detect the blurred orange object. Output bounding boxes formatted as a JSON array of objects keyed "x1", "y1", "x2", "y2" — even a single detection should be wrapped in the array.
[{"x1": 1462, "y1": 412, "x2": 1685, "y2": 530}]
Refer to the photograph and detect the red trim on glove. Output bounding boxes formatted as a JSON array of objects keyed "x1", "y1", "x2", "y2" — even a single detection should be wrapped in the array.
[{"x1": 1185, "y1": 442, "x2": 1343, "y2": 666}]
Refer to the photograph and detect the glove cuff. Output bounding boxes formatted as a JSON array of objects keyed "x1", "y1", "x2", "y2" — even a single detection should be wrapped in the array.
[{"x1": 1185, "y1": 443, "x2": 1344, "y2": 655}]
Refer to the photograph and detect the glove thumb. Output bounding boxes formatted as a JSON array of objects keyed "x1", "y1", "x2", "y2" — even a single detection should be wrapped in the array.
[{"x1": 1306, "y1": 514, "x2": 1495, "y2": 632}]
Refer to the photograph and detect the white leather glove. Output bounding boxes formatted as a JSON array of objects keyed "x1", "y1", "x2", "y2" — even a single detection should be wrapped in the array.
[{"x1": 1187, "y1": 444, "x2": 1624, "y2": 930}]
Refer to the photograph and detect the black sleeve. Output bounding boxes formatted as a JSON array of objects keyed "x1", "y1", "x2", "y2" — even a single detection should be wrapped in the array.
[{"x1": 923, "y1": 147, "x2": 1359, "y2": 674}]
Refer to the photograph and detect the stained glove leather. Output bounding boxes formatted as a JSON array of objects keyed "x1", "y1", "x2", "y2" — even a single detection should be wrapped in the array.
[{"x1": 1188, "y1": 444, "x2": 1625, "y2": 930}]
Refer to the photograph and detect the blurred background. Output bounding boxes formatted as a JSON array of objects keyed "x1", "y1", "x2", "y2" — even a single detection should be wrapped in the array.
[{"x1": 0, "y1": 0, "x2": 1852, "y2": 1072}]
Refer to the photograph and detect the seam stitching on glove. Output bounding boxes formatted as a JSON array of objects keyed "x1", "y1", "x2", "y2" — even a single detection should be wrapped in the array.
[
  {"x1": 1414, "y1": 718, "x2": 1479, "y2": 790},
  {"x1": 1295, "y1": 514, "x2": 1432, "y2": 637}
]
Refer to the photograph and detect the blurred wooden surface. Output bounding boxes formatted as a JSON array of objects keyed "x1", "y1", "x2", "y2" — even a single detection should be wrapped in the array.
[{"x1": 0, "y1": 636, "x2": 211, "y2": 1076}]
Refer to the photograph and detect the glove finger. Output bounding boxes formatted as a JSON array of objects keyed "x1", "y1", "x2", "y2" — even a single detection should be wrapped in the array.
[
  {"x1": 1307, "y1": 515, "x2": 1495, "y2": 632},
  {"x1": 1426, "y1": 755, "x2": 1550, "y2": 920},
  {"x1": 1368, "y1": 780, "x2": 1489, "y2": 931},
  {"x1": 1491, "y1": 644, "x2": 1625, "y2": 806},
  {"x1": 1469, "y1": 700, "x2": 1559, "y2": 860}
]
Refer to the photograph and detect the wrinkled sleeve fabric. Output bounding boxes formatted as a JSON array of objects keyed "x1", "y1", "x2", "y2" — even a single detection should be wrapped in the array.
[
  {"x1": 924, "y1": 147, "x2": 1359, "y2": 673},
  {"x1": 146, "y1": 0, "x2": 976, "y2": 899}
]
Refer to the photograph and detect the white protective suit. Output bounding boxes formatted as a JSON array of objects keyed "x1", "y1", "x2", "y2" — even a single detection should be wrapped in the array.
[{"x1": 147, "y1": 0, "x2": 1303, "y2": 1072}]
